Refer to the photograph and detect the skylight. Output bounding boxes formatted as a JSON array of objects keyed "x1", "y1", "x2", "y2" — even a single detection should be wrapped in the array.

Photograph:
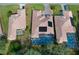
[{"x1": 48, "y1": 21, "x2": 52, "y2": 27}]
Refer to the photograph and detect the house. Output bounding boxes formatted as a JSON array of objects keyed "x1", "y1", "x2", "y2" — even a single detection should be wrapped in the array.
[
  {"x1": 31, "y1": 4, "x2": 55, "y2": 45},
  {"x1": 31, "y1": 10, "x2": 54, "y2": 45},
  {"x1": 8, "y1": 5, "x2": 26, "y2": 40},
  {"x1": 54, "y1": 11, "x2": 76, "y2": 48}
]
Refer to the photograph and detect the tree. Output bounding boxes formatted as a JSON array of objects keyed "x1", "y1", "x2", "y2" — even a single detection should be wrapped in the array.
[
  {"x1": 25, "y1": 48, "x2": 41, "y2": 55},
  {"x1": 47, "y1": 44, "x2": 75, "y2": 55},
  {"x1": 50, "y1": 5, "x2": 56, "y2": 10},
  {"x1": 9, "y1": 41, "x2": 21, "y2": 52},
  {"x1": 7, "y1": 10, "x2": 12, "y2": 17},
  {"x1": 8, "y1": 39, "x2": 31, "y2": 55},
  {"x1": 38, "y1": 45, "x2": 50, "y2": 55}
]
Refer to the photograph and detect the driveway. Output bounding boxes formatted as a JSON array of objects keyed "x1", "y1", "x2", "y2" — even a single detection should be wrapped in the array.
[{"x1": 43, "y1": 3, "x2": 52, "y2": 15}]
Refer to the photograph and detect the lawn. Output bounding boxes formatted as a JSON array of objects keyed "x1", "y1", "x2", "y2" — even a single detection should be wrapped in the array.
[
  {"x1": 68, "y1": 4, "x2": 79, "y2": 28},
  {"x1": 0, "y1": 39, "x2": 7, "y2": 54},
  {"x1": 0, "y1": 4, "x2": 19, "y2": 33},
  {"x1": 0, "y1": 35, "x2": 7, "y2": 54},
  {"x1": 30, "y1": 4, "x2": 44, "y2": 10},
  {"x1": 50, "y1": 4, "x2": 61, "y2": 15}
]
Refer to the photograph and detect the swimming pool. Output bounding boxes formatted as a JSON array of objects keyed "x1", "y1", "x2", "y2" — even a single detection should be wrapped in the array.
[
  {"x1": 67, "y1": 33, "x2": 77, "y2": 48},
  {"x1": 31, "y1": 34, "x2": 55, "y2": 45}
]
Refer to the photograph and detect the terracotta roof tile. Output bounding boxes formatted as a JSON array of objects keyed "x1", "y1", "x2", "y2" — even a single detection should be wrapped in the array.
[{"x1": 8, "y1": 9, "x2": 26, "y2": 40}]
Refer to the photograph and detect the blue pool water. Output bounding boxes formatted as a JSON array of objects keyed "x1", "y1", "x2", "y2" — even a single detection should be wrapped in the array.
[
  {"x1": 32, "y1": 34, "x2": 54, "y2": 45},
  {"x1": 67, "y1": 33, "x2": 77, "y2": 48}
]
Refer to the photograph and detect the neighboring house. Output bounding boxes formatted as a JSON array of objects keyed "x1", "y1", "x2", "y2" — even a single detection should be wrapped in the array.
[
  {"x1": 31, "y1": 10, "x2": 54, "y2": 45},
  {"x1": 0, "y1": 24, "x2": 3, "y2": 36},
  {"x1": 8, "y1": 7, "x2": 26, "y2": 40},
  {"x1": 54, "y1": 11, "x2": 76, "y2": 48}
]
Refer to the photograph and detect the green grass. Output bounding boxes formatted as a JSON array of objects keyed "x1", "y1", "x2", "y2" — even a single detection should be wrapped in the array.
[
  {"x1": 0, "y1": 40, "x2": 7, "y2": 54},
  {"x1": 0, "y1": 35, "x2": 7, "y2": 54},
  {"x1": 30, "y1": 4, "x2": 44, "y2": 10},
  {"x1": 0, "y1": 4, "x2": 19, "y2": 33},
  {"x1": 68, "y1": 4, "x2": 79, "y2": 28},
  {"x1": 50, "y1": 4, "x2": 61, "y2": 15},
  {"x1": 53, "y1": 5, "x2": 61, "y2": 15},
  {"x1": 5, "y1": 40, "x2": 11, "y2": 54}
]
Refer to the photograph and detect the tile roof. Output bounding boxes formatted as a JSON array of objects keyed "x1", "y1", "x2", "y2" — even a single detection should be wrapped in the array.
[
  {"x1": 8, "y1": 9, "x2": 26, "y2": 40},
  {"x1": 55, "y1": 11, "x2": 75, "y2": 43},
  {"x1": 31, "y1": 10, "x2": 54, "y2": 38}
]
